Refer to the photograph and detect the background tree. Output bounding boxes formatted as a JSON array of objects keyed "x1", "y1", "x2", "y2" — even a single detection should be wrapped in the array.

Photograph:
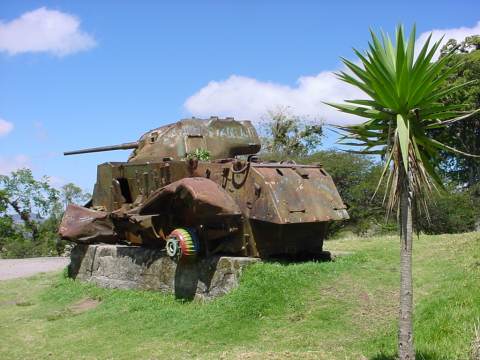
[
  {"x1": 415, "y1": 185, "x2": 479, "y2": 234},
  {"x1": 436, "y1": 35, "x2": 480, "y2": 187},
  {"x1": 0, "y1": 169, "x2": 59, "y2": 243},
  {"x1": 0, "y1": 169, "x2": 90, "y2": 258},
  {"x1": 261, "y1": 106, "x2": 323, "y2": 157},
  {"x1": 0, "y1": 189, "x2": 22, "y2": 244},
  {"x1": 60, "y1": 183, "x2": 91, "y2": 210},
  {"x1": 440, "y1": 35, "x2": 480, "y2": 55},
  {"x1": 329, "y1": 26, "x2": 478, "y2": 359}
]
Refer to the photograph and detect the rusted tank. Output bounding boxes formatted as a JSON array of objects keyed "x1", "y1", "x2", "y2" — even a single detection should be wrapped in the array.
[{"x1": 59, "y1": 117, "x2": 348, "y2": 259}]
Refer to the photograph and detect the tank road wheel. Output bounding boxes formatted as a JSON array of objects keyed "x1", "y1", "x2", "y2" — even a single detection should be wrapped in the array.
[{"x1": 165, "y1": 228, "x2": 199, "y2": 260}]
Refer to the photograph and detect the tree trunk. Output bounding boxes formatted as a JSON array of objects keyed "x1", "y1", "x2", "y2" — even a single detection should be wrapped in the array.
[
  {"x1": 7, "y1": 199, "x2": 40, "y2": 242},
  {"x1": 399, "y1": 186, "x2": 415, "y2": 359}
]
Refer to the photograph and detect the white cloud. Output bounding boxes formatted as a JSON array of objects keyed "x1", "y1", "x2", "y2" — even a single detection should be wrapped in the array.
[
  {"x1": 185, "y1": 72, "x2": 365, "y2": 125},
  {"x1": 0, "y1": 7, "x2": 96, "y2": 56},
  {"x1": 0, "y1": 155, "x2": 30, "y2": 175},
  {"x1": 185, "y1": 21, "x2": 480, "y2": 126},
  {"x1": 416, "y1": 21, "x2": 480, "y2": 61},
  {"x1": 0, "y1": 118, "x2": 13, "y2": 137}
]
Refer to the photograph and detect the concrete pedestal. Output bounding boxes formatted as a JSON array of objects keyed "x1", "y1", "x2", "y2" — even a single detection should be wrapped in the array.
[{"x1": 69, "y1": 244, "x2": 260, "y2": 300}]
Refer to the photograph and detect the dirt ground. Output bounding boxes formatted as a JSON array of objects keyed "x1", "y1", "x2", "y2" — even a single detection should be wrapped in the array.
[{"x1": 0, "y1": 257, "x2": 69, "y2": 280}]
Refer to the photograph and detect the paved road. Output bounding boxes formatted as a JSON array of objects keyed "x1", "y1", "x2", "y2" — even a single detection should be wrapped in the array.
[{"x1": 0, "y1": 257, "x2": 69, "y2": 281}]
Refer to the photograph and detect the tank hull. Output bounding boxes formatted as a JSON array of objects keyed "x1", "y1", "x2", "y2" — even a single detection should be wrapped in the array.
[{"x1": 60, "y1": 158, "x2": 348, "y2": 258}]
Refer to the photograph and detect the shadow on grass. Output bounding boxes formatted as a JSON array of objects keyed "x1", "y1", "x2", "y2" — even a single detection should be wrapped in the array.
[
  {"x1": 371, "y1": 351, "x2": 442, "y2": 360},
  {"x1": 265, "y1": 250, "x2": 335, "y2": 264}
]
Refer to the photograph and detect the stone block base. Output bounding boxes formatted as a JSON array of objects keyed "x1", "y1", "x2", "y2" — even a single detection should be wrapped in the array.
[{"x1": 68, "y1": 244, "x2": 260, "y2": 300}]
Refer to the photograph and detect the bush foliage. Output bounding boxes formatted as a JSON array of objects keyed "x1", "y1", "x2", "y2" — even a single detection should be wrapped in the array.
[
  {"x1": 417, "y1": 188, "x2": 480, "y2": 235},
  {"x1": 0, "y1": 169, "x2": 90, "y2": 258}
]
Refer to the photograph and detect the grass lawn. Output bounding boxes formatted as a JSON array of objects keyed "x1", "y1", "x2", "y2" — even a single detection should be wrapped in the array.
[{"x1": 0, "y1": 232, "x2": 478, "y2": 359}]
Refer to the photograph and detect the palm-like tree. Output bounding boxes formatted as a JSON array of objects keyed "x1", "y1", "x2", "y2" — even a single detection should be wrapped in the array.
[{"x1": 328, "y1": 26, "x2": 478, "y2": 359}]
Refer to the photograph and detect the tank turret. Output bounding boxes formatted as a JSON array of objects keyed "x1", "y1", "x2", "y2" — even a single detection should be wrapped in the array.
[{"x1": 64, "y1": 117, "x2": 261, "y2": 162}]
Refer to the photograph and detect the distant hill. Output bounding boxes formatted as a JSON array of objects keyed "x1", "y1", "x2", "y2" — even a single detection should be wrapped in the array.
[{"x1": 7, "y1": 213, "x2": 45, "y2": 225}]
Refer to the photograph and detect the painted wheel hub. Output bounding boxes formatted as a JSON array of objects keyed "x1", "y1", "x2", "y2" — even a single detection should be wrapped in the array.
[{"x1": 165, "y1": 228, "x2": 199, "y2": 259}]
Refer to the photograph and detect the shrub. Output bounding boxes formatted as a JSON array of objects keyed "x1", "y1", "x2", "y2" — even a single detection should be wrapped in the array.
[{"x1": 417, "y1": 190, "x2": 479, "y2": 234}]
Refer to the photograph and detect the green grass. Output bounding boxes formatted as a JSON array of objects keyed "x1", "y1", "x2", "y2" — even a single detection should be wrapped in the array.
[{"x1": 0, "y1": 233, "x2": 478, "y2": 359}]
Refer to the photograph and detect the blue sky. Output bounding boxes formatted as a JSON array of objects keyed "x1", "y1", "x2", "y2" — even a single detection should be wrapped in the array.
[{"x1": 0, "y1": 0, "x2": 479, "y2": 190}]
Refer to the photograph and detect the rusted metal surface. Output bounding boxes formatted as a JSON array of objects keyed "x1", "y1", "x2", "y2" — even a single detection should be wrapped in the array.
[
  {"x1": 59, "y1": 204, "x2": 118, "y2": 243},
  {"x1": 248, "y1": 165, "x2": 348, "y2": 223},
  {"x1": 139, "y1": 177, "x2": 242, "y2": 219},
  {"x1": 60, "y1": 117, "x2": 349, "y2": 258},
  {"x1": 64, "y1": 117, "x2": 260, "y2": 162},
  {"x1": 64, "y1": 142, "x2": 139, "y2": 156}
]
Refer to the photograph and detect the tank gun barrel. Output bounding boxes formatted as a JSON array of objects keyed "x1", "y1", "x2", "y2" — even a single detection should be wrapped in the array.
[{"x1": 64, "y1": 142, "x2": 139, "y2": 156}]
